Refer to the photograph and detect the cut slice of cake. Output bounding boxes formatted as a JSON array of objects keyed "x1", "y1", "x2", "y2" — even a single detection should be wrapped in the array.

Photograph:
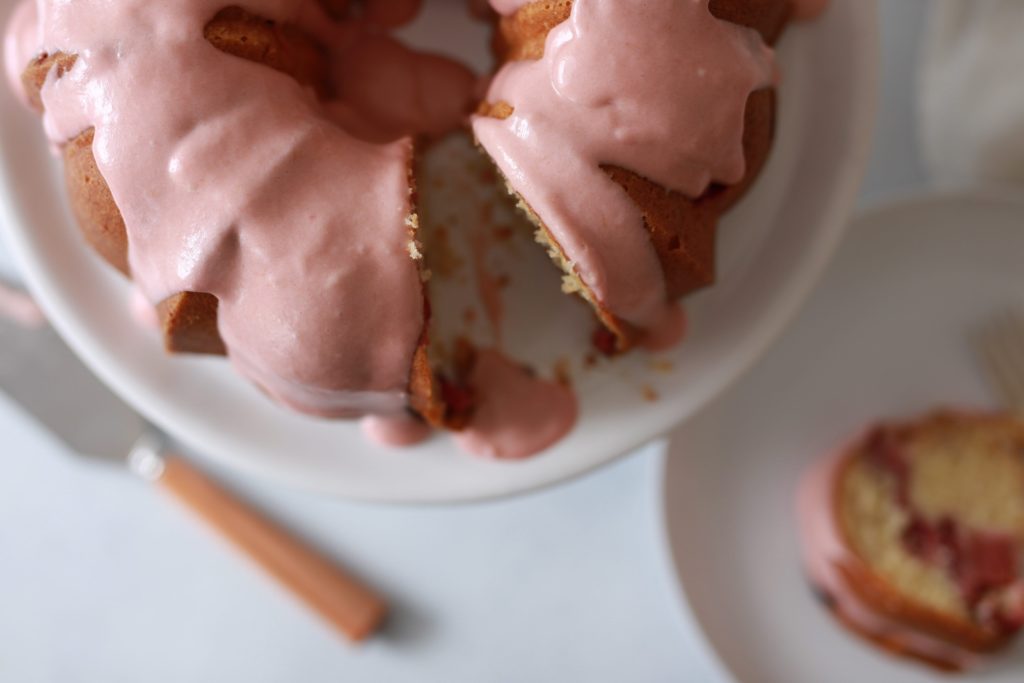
[
  {"x1": 473, "y1": 0, "x2": 794, "y2": 353},
  {"x1": 798, "y1": 411, "x2": 1024, "y2": 671}
]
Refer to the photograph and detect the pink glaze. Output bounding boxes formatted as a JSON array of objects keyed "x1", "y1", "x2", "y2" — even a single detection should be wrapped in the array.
[
  {"x1": 326, "y1": 33, "x2": 477, "y2": 143},
  {"x1": 2, "y1": 0, "x2": 36, "y2": 108},
  {"x1": 790, "y1": 0, "x2": 829, "y2": 21},
  {"x1": 492, "y1": 0, "x2": 830, "y2": 23},
  {"x1": 473, "y1": 0, "x2": 775, "y2": 334},
  {"x1": 10, "y1": 0, "x2": 478, "y2": 419},
  {"x1": 129, "y1": 287, "x2": 161, "y2": 333},
  {"x1": 488, "y1": 0, "x2": 530, "y2": 17},
  {"x1": 639, "y1": 303, "x2": 687, "y2": 352},
  {"x1": 361, "y1": 412, "x2": 433, "y2": 447},
  {"x1": 796, "y1": 450, "x2": 981, "y2": 670},
  {"x1": 454, "y1": 348, "x2": 577, "y2": 459},
  {"x1": 0, "y1": 281, "x2": 44, "y2": 328}
]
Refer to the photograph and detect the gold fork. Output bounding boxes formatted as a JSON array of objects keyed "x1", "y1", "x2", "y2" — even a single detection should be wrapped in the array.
[{"x1": 972, "y1": 309, "x2": 1024, "y2": 412}]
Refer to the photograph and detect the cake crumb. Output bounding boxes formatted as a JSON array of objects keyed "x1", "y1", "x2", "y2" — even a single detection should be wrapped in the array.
[
  {"x1": 404, "y1": 214, "x2": 423, "y2": 260},
  {"x1": 649, "y1": 359, "x2": 674, "y2": 373},
  {"x1": 423, "y1": 224, "x2": 465, "y2": 277},
  {"x1": 561, "y1": 275, "x2": 582, "y2": 295},
  {"x1": 642, "y1": 385, "x2": 659, "y2": 402},
  {"x1": 407, "y1": 240, "x2": 423, "y2": 260},
  {"x1": 553, "y1": 357, "x2": 572, "y2": 386},
  {"x1": 430, "y1": 339, "x2": 451, "y2": 367}
]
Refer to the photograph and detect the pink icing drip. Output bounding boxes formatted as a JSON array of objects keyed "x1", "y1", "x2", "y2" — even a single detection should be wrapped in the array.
[
  {"x1": 488, "y1": 0, "x2": 530, "y2": 17},
  {"x1": 325, "y1": 33, "x2": 477, "y2": 143},
  {"x1": 639, "y1": 303, "x2": 687, "y2": 352},
  {"x1": 361, "y1": 412, "x2": 433, "y2": 447},
  {"x1": 796, "y1": 450, "x2": 981, "y2": 669},
  {"x1": 129, "y1": 287, "x2": 161, "y2": 333},
  {"x1": 472, "y1": 0, "x2": 775, "y2": 331},
  {"x1": 13, "y1": 0, "x2": 481, "y2": 418},
  {"x1": 454, "y1": 348, "x2": 577, "y2": 459},
  {"x1": 0, "y1": 281, "x2": 45, "y2": 328},
  {"x1": 789, "y1": 0, "x2": 829, "y2": 21}
]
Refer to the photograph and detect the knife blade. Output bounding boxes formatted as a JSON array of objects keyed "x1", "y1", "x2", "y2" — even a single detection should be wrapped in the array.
[
  {"x1": 0, "y1": 301, "x2": 387, "y2": 641},
  {"x1": 0, "y1": 310, "x2": 144, "y2": 461}
]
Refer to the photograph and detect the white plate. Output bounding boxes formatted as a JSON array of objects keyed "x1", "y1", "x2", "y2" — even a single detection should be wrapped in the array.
[
  {"x1": 660, "y1": 193, "x2": 1024, "y2": 682},
  {"x1": 0, "y1": 1, "x2": 876, "y2": 502}
]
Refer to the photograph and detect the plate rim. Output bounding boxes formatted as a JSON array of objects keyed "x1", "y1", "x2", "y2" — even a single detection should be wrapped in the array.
[
  {"x1": 0, "y1": 1, "x2": 879, "y2": 503},
  {"x1": 656, "y1": 189, "x2": 1024, "y2": 682}
]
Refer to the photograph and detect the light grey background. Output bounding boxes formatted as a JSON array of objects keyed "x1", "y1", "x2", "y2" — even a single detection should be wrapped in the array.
[{"x1": 0, "y1": 2, "x2": 930, "y2": 681}]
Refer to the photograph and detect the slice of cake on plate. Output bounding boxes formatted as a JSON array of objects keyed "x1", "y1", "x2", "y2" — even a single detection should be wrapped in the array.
[{"x1": 798, "y1": 411, "x2": 1024, "y2": 671}]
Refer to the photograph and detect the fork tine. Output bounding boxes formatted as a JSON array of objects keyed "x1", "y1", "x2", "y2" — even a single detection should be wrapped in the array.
[
  {"x1": 977, "y1": 339, "x2": 1017, "y2": 410},
  {"x1": 996, "y1": 312, "x2": 1024, "y2": 405},
  {"x1": 973, "y1": 310, "x2": 1024, "y2": 413},
  {"x1": 975, "y1": 314, "x2": 1011, "y2": 408}
]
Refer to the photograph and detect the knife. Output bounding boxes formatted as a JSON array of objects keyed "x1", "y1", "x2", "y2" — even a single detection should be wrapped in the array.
[{"x1": 0, "y1": 297, "x2": 387, "y2": 642}]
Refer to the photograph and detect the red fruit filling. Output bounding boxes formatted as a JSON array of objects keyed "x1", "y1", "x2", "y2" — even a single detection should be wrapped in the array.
[
  {"x1": 591, "y1": 326, "x2": 618, "y2": 357},
  {"x1": 864, "y1": 429, "x2": 1024, "y2": 632},
  {"x1": 439, "y1": 376, "x2": 475, "y2": 429}
]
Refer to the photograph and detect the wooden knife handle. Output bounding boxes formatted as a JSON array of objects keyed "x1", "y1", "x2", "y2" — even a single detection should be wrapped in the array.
[{"x1": 156, "y1": 455, "x2": 387, "y2": 641}]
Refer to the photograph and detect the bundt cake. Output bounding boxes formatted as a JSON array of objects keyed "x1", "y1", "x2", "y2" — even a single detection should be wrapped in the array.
[
  {"x1": 798, "y1": 411, "x2": 1024, "y2": 671},
  {"x1": 474, "y1": 0, "x2": 800, "y2": 352},
  {"x1": 6, "y1": 1, "x2": 471, "y2": 426},
  {"x1": 4, "y1": 0, "x2": 825, "y2": 455}
]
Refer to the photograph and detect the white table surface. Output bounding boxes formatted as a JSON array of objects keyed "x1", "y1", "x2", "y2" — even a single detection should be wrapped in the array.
[{"x1": 0, "y1": 3, "x2": 931, "y2": 681}]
